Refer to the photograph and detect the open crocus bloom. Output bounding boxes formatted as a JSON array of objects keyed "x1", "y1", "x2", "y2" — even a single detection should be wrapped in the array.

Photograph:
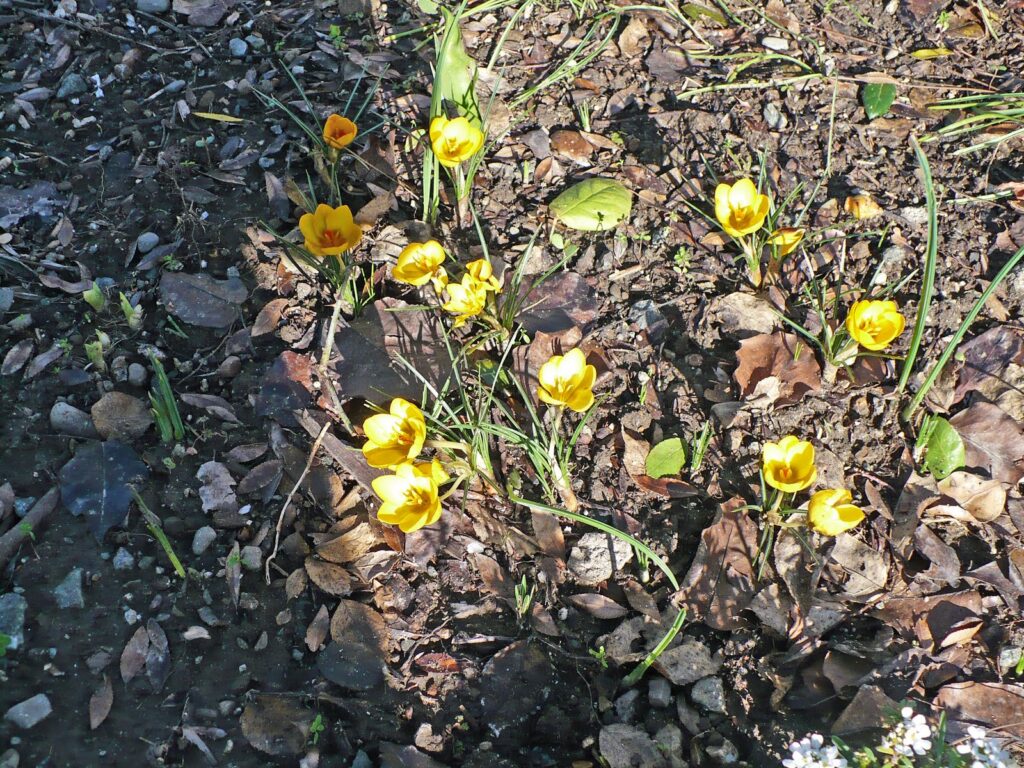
[
  {"x1": 323, "y1": 114, "x2": 357, "y2": 149},
  {"x1": 807, "y1": 488, "x2": 865, "y2": 536},
  {"x1": 372, "y1": 459, "x2": 450, "y2": 533},
  {"x1": 361, "y1": 398, "x2": 427, "y2": 469},
  {"x1": 714, "y1": 178, "x2": 771, "y2": 238},
  {"x1": 393, "y1": 240, "x2": 447, "y2": 288},
  {"x1": 299, "y1": 203, "x2": 362, "y2": 257},
  {"x1": 442, "y1": 275, "x2": 489, "y2": 327},
  {"x1": 845, "y1": 299, "x2": 905, "y2": 351},
  {"x1": 429, "y1": 115, "x2": 485, "y2": 168},
  {"x1": 762, "y1": 435, "x2": 817, "y2": 493},
  {"x1": 537, "y1": 348, "x2": 597, "y2": 413}
]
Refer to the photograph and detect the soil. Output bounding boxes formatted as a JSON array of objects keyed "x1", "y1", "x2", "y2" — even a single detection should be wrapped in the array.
[{"x1": 1, "y1": 0, "x2": 1023, "y2": 766}]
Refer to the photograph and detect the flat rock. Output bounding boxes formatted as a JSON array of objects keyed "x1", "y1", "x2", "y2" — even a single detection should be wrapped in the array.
[
  {"x1": 480, "y1": 640, "x2": 553, "y2": 737},
  {"x1": 49, "y1": 402, "x2": 100, "y2": 439},
  {"x1": 707, "y1": 292, "x2": 778, "y2": 338},
  {"x1": 0, "y1": 593, "x2": 27, "y2": 650},
  {"x1": 599, "y1": 724, "x2": 668, "y2": 768},
  {"x1": 4, "y1": 694, "x2": 52, "y2": 729},
  {"x1": 91, "y1": 391, "x2": 152, "y2": 441},
  {"x1": 53, "y1": 568, "x2": 84, "y2": 609},
  {"x1": 691, "y1": 676, "x2": 726, "y2": 713},
  {"x1": 135, "y1": 0, "x2": 170, "y2": 11},
  {"x1": 57, "y1": 74, "x2": 87, "y2": 100},
  {"x1": 567, "y1": 532, "x2": 633, "y2": 587},
  {"x1": 652, "y1": 639, "x2": 721, "y2": 686}
]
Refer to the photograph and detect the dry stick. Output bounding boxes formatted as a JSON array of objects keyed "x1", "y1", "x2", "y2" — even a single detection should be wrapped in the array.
[
  {"x1": 263, "y1": 421, "x2": 331, "y2": 584},
  {"x1": 0, "y1": 488, "x2": 60, "y2": 572}
]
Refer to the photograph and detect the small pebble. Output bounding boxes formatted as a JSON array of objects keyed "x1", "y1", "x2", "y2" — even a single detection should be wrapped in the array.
[
  {"x1": 49, "y1": 402, "x2": 100, "y2": 439},
  {"x1": 691, "y1": 676, "x2": 727, "y2": 713},
  {"x1": 57, "y1": 73, "x2": 88, "y2": 100},
  {"x1": 136, "y1": 232, "x2": 160, "y2": 254},
  {"x1": 192, "y1": 526, "x2": 216, "y2": 555},
  {"x1": 128, "y1": 363, "x2": 148, "y2": 387},
  {"x1": 113, "y1": 548, "x2": 136, "y2": 571},
  {"x1": 240, "y1": 546, "x2": 262, "y2": 571},
  {"x1": 648, "y1": 677, "x2": 672, "y2": 709},
  {"x1": 53, "y1": 568, "x2": 85, "y2": 609},
  {"x1": 761, "y1": 36, "x2": 790, "y2": 51},
  {"x1": 229, "y1": 38, "x2": 248, "y2": 57},
  {"x1": 4, "y1": 694, "x2": 52, "y2": 729},
  {"x1": 135, "y1": 0, "x2": 170, "y2": 11}
]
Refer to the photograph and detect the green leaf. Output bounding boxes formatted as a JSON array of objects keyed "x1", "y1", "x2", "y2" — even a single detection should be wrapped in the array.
[
  {"x1": 923, "y1": 416, "x2": 965, "y2": 480},
  {"x1": 0, "y1": 632, "x2": 10, "y2": 657},
  {"x1": 431, "y1": 10, "x2": 480, "y2": 127},
  {"x1": 646, "y1": 438, "x2": 687, "y2": 479},
  {"x1": 862, "y1": 83, "x2": 896, "y2": 120},
  {"x1": 550, "y1": 178, "x2": 633, "y2": 232}
]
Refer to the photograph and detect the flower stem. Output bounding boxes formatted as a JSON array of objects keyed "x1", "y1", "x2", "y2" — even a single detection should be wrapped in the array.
[{"x1": 547, "y1": 406, "x2": 579, "y2": 512}]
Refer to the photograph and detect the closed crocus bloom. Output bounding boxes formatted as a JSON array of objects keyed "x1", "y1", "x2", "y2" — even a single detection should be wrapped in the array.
[
  {"x1": 714, "y1": 178, "x2": 771, "y2": 238},
  {"x1": 361, "y1": 398, "x2": 427, "y2": 468},
  {"x1": 808, "y1": 488, "x2": 865, "y2": 536},
  {"x1": 299, "y1": 204, "x2": 362, "y2": 258},
  {"x1": 465, "y1": 259, "x2": 501, "y2": 292},
  {"x1": 844, "y1": 194, "x2": 883, "y2": 220},
  {"x1": 846, "y1": 300, "x2": 905, "y2": 351},
  {"x1": 537, "y1": 348, "x2": 597, "y2": 413},
  {"x1": 393, "y1": 240, "x2": 447, "y2": 287},
  {"x1": 442, "y1": 275, "x2": 489, "y2": 327},
  {"x1": 323, "y1": 114, "x2": 357, "y2": 149},
  {"x1": 429, "y1": 115, "x2": 485, "y2": 167},
  {"x1": 372, "y1": 459, "x2": 450, "y2": 533},
  {"x1": 767, "y1": 227, "x2": 805, "y2": 256},
  {"x1": 762, "y1": 435, "x2": 817, "y2": 493}
]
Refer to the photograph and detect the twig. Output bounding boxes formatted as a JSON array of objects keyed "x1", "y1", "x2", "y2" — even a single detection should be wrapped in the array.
[
  {"x1": 263, "y1": 420, "x2": 331, "y2": 584},
  {"x1": 0, "y1": 487, "x2": 59, "y2": 572}
]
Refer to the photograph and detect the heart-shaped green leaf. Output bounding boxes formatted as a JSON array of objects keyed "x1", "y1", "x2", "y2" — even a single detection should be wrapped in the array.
[
  {"x1": 646, "y1": 438, "x2": 687, "y2": 479},
  {"x1": 862, "y1": 82, "x2": 896, "y2": 120},
  {"x1": 550, "y1": 178, "x2": 633, "y2": 232},
  {"x1": 923, "y1": 416, "x2": 965, "y2": 480}
]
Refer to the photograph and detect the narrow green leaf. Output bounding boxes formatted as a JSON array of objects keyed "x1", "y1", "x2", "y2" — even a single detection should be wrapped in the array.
[
  {"x1": 550, "y1": 178, "x2": 632, "y2": 232},
  {"x1": 646, "y1": 438, "x2": 687, "y2": 479},
  {"x1": 923, "y1": 417, "x2": 966, "y2": 480},
  {"x1": 862, "y1": 83, "x2": 896, "y2": 120},
  {"x1": 431, "y1": 10, "x2": 481, "y2": 127}
]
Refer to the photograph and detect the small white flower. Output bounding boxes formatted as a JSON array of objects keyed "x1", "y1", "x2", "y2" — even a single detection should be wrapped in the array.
[
  {"x1": 881, "y1": 707, "x2": 933, "y2": 757},
  {"x1": 782, "y1": 733, "x2": 847, "y2": 768},
  {"x1": 955, "y1": 725, "x2": 1018, "y2": 768}
]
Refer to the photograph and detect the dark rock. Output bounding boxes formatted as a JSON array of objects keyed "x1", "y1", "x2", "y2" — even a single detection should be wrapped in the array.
[
  {"x1": 0, "y1": 593, "x2": 27, "y2": 650},
  {"x1": 53, "y1": 568, "x2": 85, "y2": 609}
]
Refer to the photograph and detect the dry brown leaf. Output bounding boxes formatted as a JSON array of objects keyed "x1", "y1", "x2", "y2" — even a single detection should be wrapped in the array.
[
  {"x1": 304, "y1": 557, "x2": 353, "y2": 597},
  {"x1": 305, "y1": 605, "x2": 330, "y2": 652},
  {"x1": 531, "y1": 510, "x2": 565, "y2": 560},
  {"x1": 251, "y1": 298, "x2": 289, "y2": 337},
  {"x1": 315, "y1": 520, "x2": 382, "y2": 564},
  {"x1": 472, "y1": 553, "x2": 514, "y2": 602},
  {"x1": 119, "y1": 625, "x2": 149, "y2": 683},
  {"x1": 936, "y1": 471, "x2": 1006, "y2": 522},
  {"x1": 734, "y1": 332, "x2": 821, "y2": 407},
  {"x1": 329, "y1": 599, "x2": 388, "y2": 646},
  {"x1": 566, "y1": 593, "x2": 629, "y2": 619},
  {"x1": 949, "y1": 402, "x2": 1024, "y2": 485},
  {"x1": 240, "y1": 694, "x2": 313, "y2": 757},
  {"x1": 285, "y1": 567, "x2": 307, "y2": 600},
  {"x1": 89, "y1": 674, "x2": 113, "y2": 730},
  {"x1": 935, "y1": 682, "x2": 1024, "y2": 737},
  {"x1": 674, "y1": 499, "x2": 757, "y2": 630}
]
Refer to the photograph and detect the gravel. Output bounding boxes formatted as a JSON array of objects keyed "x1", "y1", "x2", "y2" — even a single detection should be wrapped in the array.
[{"x1": 57, "y1": 73, "x2": 87, "y2": 99}]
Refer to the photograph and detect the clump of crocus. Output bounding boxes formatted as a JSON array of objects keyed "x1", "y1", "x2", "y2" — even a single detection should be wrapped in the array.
[
  {"x1": 439, "y1": 259, "x2": 502, "y2": 329},
  {"x1": 323, "y1": 114, "x2": 357, "y2": 153},
  {"x1": 372, "y1": 459, "x2": 450, "y2": 533},
  {"x1": 393, "y1": 240, "x2": 448, "y2": 290},
  {"x1": 361, "y1": 398, "x2": 427, "y2": 469},
  {"x1": 537, "y1": 348, "x2": 597, "y2": 413},
  {"x1": 762, "y1": 435, "x2": 817, "y2": 493},
  {"x1": 845, "y1": 299, "x2": 905, "y2": 351},
  {"x1": 299, "y1": 203, "x2": 362, "y2": 258},
  {"x1": 807, "y1": 488, "x2": 865, "y2": 536},
  {"x1": 429, "y1": 115, "x2": 484, "y2": 168}
]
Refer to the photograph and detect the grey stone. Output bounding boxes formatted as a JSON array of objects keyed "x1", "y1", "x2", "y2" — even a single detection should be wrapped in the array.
[
  {"x1": 676, "y1": 698, "x2": 700, "y2": 735},
  {"x1": 113, "y1": 547, "x2": 136, "y2": 571},
  {"x1": 599, "y1": 724, "x2": 668, "y2": 768},
  {"x1": 136, "y1": 232, "x2": 159, "y2": 253},
  {"x1": 652, "y1": 639, "x2": 721, "y2": 686},
  {"x1": 706, "y1": 738, "x2": 740, "y2": 764},
  {"x1": 244, "y1": 34, "x2": 265, "y2": 50},
  {"x1": 763, "y1": 102, "x2": 788, "y2": 130},
  {"x1": 0, "y1": 593, "x2": 27, "y2": 650},
  {"x1": 761, "y1": 35, "x2": 789, "y2": 51},
  {"x1": 135, "y1": 0, "x2": 170, "y2": 11},
  {"x1": 0, "y1": 748, "x2": 19, "y2": 768},
  {"x1": 128, "y1": 363, "x2": 148, "y2": 387},
  {"x1": 49, "y1": 402, "x2": 100, "y2": 439},
  {"x1": 4, "y1": 694, "x2": 52, "y2": 729},
  {"x1": 192, "y1": 526, "x2": 216, "y2": 555},
  {"x1": 648, "y1": 677, "x2": 672, "y2": 709},
  {"x1": 690, "y1": 676, "x2": 726, "y2": 713},
  {"x1": 998, "y1": 646, "x2": 1023, "y2": 675},
  {"x1": 614, "y1": 688, "x2": 640, "y2": 723},
  {"x1": 13, "y1": 497, "x2": 34, "y2": 516},
  {"x1": 57, "y1": 74, "x2": 87, "y2": 100},
  {"x1": 111, "y1": 356, "x2": 128, "y2": 383},
  {"x1": 53, "y1": 568, "x2": 84, "y2": 609},
  {"x1": 351, "y1": 751, "x2": 372, "y2": 768},
  {"x1": 567, "y1": 532, "x2": 633, "y2": 587},
  {"x1": 240, "y1": 545, "x2": 262, "y2": 571},
  {"x1": 228, "y1": 38, "x2": 248, "y2": 57}
]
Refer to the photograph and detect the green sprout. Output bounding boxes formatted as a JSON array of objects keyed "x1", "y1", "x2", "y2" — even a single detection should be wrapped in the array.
[
  {"x1": 119, "y1": 292, "x2": 144, "y2": 331},
  {"x1": 589, "y1": 645, "x2": 608, "y2": 669},
  {"x1": 309, "y1": 714, "x2": 326, "y2": 745},
  {"x1": 514, "y1": 574, "x2": 535, "y2": 620},
  {"x1": 149, "y1": 354, "x2": 185, "y2": 444},
  {"x1": 18, "y1": 522, "x2": 35, "y2": 541},
  {"x1": 82, "y1": 282, "x2": 106, "y2": 312}
]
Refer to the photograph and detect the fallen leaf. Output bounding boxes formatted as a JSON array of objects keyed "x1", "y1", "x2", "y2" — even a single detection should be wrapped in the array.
[
  {"x1": 240, "y1": 694, "x2": 313, "y2": 756},
  {"x1": 60, "y1": 441, "x2": 150, "y2": 541},
  {"x1": 160, "y1": 272, "x2": 246, "y2": 329},
  {"x1": 120, "y1": 625, "x2": 150, "y2": 683},
  {"x1": 472, "y1": 553, "x2": 514, "y2": 602},
  {"x1": 145, "y1": 619, "x2": 171, "y2": 692},
  {"x1": 949, "y1": 402, "x2": 1024, "y2": 484},
  {"x1": 196, "y1": 461, "x2": 238, "y2": 515},
  {"x1": 1, "y1": 339, "x2": 34, "y2": 376},
  {"x1": 675, "y1": 500, "x2": 757, "y2": 630},
  {"x1": 25, "y1": 343, "x2": 66, "y2": 379},
  {"x1": 304, "y1": 557, "x2": 353, "y2": 597},
  {"x1": 734, "y1": 332, "x2": 821, "y2": 407},
  {"x1": 936, "y1": 471, "x2": 1006, "y2": 522},
  {"x1": 251, "y1": 298, "x2": 289, "y2": 337},
  {"x1": 181, "y1": 393, "x2": 240, "y2": 423},
  {"x1": 566, "y1": 593, "x2": 629, "y2": 619},
  {"x1": 829, "y1": 534, "x2": 888, "y2": 598},
  {"x1": 89, "y1": 675, "x2": 113, "y2": 730},
  {"x1": 226, "y1": 541, "x2": 242, "y2": 608},
  {"x1": 844, "y1": 194, "x2": 883, "y2": 220},
  {"x1": 305, "y1": 605, "x2": 330, "y2": 652},
  {"x1": 935, "y1": 682, "x2": 1024, "y2": 737}
]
